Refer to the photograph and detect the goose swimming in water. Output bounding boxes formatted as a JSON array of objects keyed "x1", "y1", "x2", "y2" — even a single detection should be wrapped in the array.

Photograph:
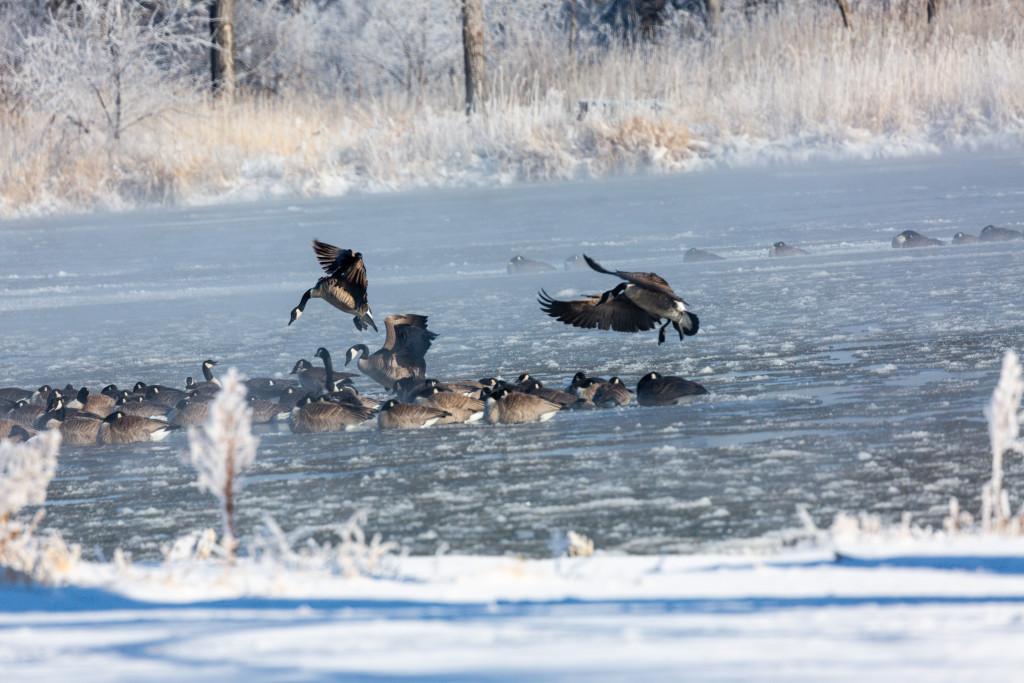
[
  {"x1": 538, "y1": 255, "x2": 699, "y2": 345},
  {"x1": 290, "y1": 239, "x2": 377, "y2": 331}
]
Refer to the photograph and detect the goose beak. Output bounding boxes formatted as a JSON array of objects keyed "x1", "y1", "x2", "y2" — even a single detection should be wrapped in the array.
[{"x1": 289, "y1": 307, "x2": 302, "y2": 325}]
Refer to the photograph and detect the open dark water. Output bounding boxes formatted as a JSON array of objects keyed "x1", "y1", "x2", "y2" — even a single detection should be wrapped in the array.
[{"x1": 2, "y1": 150, "x2": 1023, "y2": 560}]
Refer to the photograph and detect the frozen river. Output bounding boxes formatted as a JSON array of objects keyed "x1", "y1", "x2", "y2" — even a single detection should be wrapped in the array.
[{"x1": 2, "y1": 149, "x2": 1023, "y2": 560}]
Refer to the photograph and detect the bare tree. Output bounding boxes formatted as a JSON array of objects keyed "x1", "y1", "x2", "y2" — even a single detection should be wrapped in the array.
[
  {"x1": 13, "y1": 0, "x2": 208, "y2": 143},
  {"x1": 462, "y1": 0, "x2": 486, "y2": 114},
  {"x1": 209, "y1": 0, "x2": 235, "y2": 97}
]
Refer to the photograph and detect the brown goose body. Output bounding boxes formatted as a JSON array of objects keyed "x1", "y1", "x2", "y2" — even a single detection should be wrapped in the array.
[
  {"x1": 290, "y1": 239, "x2": 376, "y2": 331},
  {"x1": 539, "y1": 255, "x2": 699, "y2": 345},
  {"x1": 346, "y1": 314, "x2": 438, "y2": 391},
  {"x1": 169, "y1": 399, "x2": 210, "y2": 427},
  {"x1": 69, "y1": 387, "x2": 117, "y2": 418},
  {"x1": 684, "y1": 247, "x2": 724, "y2": 262},
  {"x1": 377, "y1": 399, "x2": 450, "y2": 429},
  {"x1": 484, "y1": 389, "x2": 561, "y2": 425},
  {"x1": 99, "y1": 411, "x2": 180, "y2": 444},
  {"x1": 891, "y1": 231, "x2": 943, "y2": 249},
  {"x1": 115, "y1": 396, "x2": 172, "y2": 420},
  {"x1": 0, "y1": 418, "x2": 35, "y2": 443},
  {"x1": 7, "y1": 400, "x2": 45, "y2": 428},
  {"x1": 248, "y1": 397, "x2": 291, "y2": 424},
  {"x1": 636, "y1": 372, "x2": 708, "y2": 407},
  {"x1": 414, "y1": 388, "x2": 484, "y2": 424},
  {"x1": 566, "y1": 373, "x2": 607, "y2": 401},
  {"x1": 59, "y1": 412, "x2": 103, "y2": 446},
  {"x1": 290, "y1": 397, "x2": 374, "y2": 434},
  {"x1": 593, "y1": 377, "x2": 631, "y2": 408},
  {"x1": 979, "y1": 225, "x2": 1023, "y2": 242}
]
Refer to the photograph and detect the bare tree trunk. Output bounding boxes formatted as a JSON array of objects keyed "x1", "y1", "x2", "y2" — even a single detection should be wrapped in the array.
[
  {"x1": 461, "y1": 0, "x2": 486, "y2": 115},
  {"x1": 209, "y1": 0, "x2": 235, "y2": 98},
  {"x1": 704, "y1": 0, "x2": 721, "y2": 32},
  {"x1": 835, "y1": 0, "x2": 853, "y2": 30},
  {"x1": 926, "y1": 0, "x2": 941, "y2": 23}
]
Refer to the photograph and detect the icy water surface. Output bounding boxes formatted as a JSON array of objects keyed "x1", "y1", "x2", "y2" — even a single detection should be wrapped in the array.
[{"x1": 3, "y1": 150, "x2": 1024, "y2": 560}]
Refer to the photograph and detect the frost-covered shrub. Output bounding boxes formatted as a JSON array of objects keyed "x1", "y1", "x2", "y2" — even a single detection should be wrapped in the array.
[
  {"x1": 0, "y1": 430, "x2": 80, "y2": 583},
  {"x1": 12, "y1": 0, "x2": 208, "y2": 143},
  {"x1": 181, "y1": 367, "x2": 259, "y2": 561},
  {"x1": 982, "y1": 349, "x2": 1024, "y2": 532},
  {"x1": 252, "y1": 511, "x2": 400, "y2": 579}
]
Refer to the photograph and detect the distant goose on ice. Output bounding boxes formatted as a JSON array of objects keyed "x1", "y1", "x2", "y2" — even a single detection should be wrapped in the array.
[
  {"x1": 414, "y1": 387, "x2": 485, "y2": 424},
  {"x1": 636, "y1": 372, "x2": 708, "y2": 407},
  {"x1": 769, "y1": 242, "x2": 808, "y2": 257},
  {"x1": 507, "y1": 255, "x2": 556, "y2": 274},
  {"x1": 684, "y1": 247, "x2": 724, "y2": 262},
  {"x1": 952, "y1": 231, "x2": 980, "y2": 245},
  {"x1": 538, "y1": 254, "x2": 699, "y2": 344},
  {"x1": 891, "y1": 230, "x2": 944, "y2": 248},
  {"x1": 290, "y1": 396, "x2": 374, "y2": 433},
  {"x1": 979, "y1": 225, "x2": 1023, "y2": 242},
  {"x1": 346, "y1": 314, "x2": 438, "y2": 391},
  {"x1": 290, "y1": 239, "x2": 377, "y2": 332}
]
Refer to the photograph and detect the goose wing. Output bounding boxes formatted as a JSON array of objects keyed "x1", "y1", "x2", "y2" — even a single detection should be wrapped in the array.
[
  {"x1": 538, "y1": 289, "x2": 659, "y2": 333},
  {"x1": 583, "y1": 254, "x2": 682, "y2": 301},
  {"x1": 312, "y1": 239, "x2": 370, "y2": 303},
  {"x1": 383, "y1": 314, "x2": 436, "y2": 356}
]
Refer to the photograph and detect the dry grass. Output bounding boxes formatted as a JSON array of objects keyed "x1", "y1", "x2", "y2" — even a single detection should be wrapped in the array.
[{"x1": 1, "y1": 1, "x2": 1022, "y2": 218}]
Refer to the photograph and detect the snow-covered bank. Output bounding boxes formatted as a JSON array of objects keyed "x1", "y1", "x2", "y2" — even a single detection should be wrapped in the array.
[
  {"x1": 3, "y1": 1, "x2": 1024, "y2": 219},
  {"x1": 5, "y1": 543, "x2": 1024, "y2": 680}
]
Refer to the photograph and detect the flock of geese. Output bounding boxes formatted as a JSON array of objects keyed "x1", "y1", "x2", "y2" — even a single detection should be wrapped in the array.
[{"x1": 1, "y1": 240, "x2": 710, "y2": 446}]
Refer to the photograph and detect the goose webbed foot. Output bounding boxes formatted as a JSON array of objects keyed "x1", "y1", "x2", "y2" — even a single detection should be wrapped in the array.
[
  {"x1": 657, "y1": 321, "x2": 669, "y2": 345},
  {"x1": 673, "y1": 321, "x2": 684, "y2": 341}
]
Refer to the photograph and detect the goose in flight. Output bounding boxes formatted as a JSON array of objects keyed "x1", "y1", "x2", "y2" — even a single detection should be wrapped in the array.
[
  {"x1": 290, "y1": 239, "x2": 377, "y2": 332},
  {"x1": 538, "y1": 255, "x2": 699, "y2": 345}
]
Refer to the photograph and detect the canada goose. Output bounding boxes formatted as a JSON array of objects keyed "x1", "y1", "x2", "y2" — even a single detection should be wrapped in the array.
[
  {"x1": 144, "y1": 384, "x2": 190, "y2": 408},
  {"x1": 593, "y1": 377, "x2": 631, "y2": 408},
  {"x1": 30, "y1": 385, "x2": 61, "y2": 406},
  {"x1": 244, "y1": 376, "x2": 298, "y2": 400},
  {"x1": 33, "y1": 397, "x2": 77, "y2": 430},
  {"x1": 979, "y1": 225, "x2": 1023, "y2": 242},
  {"x1": 394, "y1": 377, "x2": 437, "y2": 403},
  {"x1": 290, "y1": 239, "x2": 377, "y2": 331},
  {"x1": 346, "y1": 314, "x2": 438, "y2": 390},
  {"x1": 6, "y1": 399, "x2": 46, "y2": 428},
  {"x1": 248, "y1": 397, "x2": 291, "y2": 424},
  {"x1": 101, "y1": 384, "x2": 123, "y2": 398},
  {"x1": 414, "y1": 386, "x2": 485, "y2": 424},
  {"x1": 327, "y1": 385, "x2": 381, "y2": 412},
  {"x1": 952, "y1": 231, "x2": 980, "y2": 245},
  {"x1": 115, "y1": 395, "x2": 172, "y2": 420},
  {"x1": 290, "y1": 396, "x2": 374, "y2": 434},
  {"x1": 185, "y1": 360, "x2": 221, "y2": 395},
  {"x1": 538, "y1": 254, "x2": 699, "y2": 345},
  {"x1": 277, "y1": 385, "x2": 315, "y2": 410},
  {"x1": 0, "y1": 387, "x2": 33, "y2": 404},
  {"x1": 168, "y1": 398, "x2": 210, "y2": 427},
  {"x1": 684, "y1": 247, "x2": 724, "y2": 262},
  {"x1": 891, "y1": 230, "x2": 944, "y2": 248},
  {"x1": 99, "y1": 411, "x2": 181, "y2": 444},
  {"x1": 564, "y1": 254, "x2": 589, "y2": 271},
  {"x1": 508, "y1": 255, "x2": 556, "y2": 274},
  {"x1": 377, "y1": 399, "x2": 450, "y2": 429},
  {"x1": 58, "y1": 410, "x2": 103, "y2": 446},
  {"x1": 519, "y1": 379, "x2": 586, "y2": 409},
  {"x1": 444, "y1": 379, "x2": 488, "y2": 398},
  {"x1": 313, "y1": 347, "x2": 359, "y2": 394},
  {"x1": 484, "y1": 387, "x2": 561, "y2": 424},
  {"x1": 289, "y1": 359, "x2": 356, "y2": 394},
  {"x1": 70, "y1": 387, "x2": 117, "y2": 418},
  {"x1": 0, "y1": 418, "x2": 35, "y2": 443},
  {"x1": 636, "y1": 372, "x2": 708, "y2": 406},
  {"x1": 769, "y1": 242, "x2": 809, "y2": 257},
  {"x1": 566, "y1": 372, "x2": 607, "y2": 400}
]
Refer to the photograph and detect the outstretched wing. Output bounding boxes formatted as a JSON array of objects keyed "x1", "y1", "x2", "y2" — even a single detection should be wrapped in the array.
[
  {"x1": 537, "y1": 289, "x2": 659, "y2": 333},
  {"x1": 312, "y1": 239, "x2": 370, "y2": 309},
  {"x1": 583, "y1": 254, "x2": 681, "y2": 301}
]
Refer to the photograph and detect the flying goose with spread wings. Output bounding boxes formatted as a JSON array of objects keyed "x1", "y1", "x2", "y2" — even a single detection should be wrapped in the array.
[
  {"x1": 290, "y1": 239, "x2": 377, "y2": 332},
  {"x1": 538, "y1": 255, "x2": 699, "y2": 344}
]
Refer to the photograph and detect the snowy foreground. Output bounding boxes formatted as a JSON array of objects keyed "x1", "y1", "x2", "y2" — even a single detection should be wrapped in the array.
[{"x1": 5, "y1": 539, "x2": 1024, "y2": 680}]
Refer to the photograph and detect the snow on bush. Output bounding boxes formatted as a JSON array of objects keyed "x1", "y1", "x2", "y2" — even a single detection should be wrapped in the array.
[
  {"x1": 0, "y1": 430, "x2": 80, "y2": 583},
  {"x1": 181, "y1": 367, "x2": 258, "y2": 561},
  {"x1": 982, "y1": 349, "x2": 1024, "y2": 532}
]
